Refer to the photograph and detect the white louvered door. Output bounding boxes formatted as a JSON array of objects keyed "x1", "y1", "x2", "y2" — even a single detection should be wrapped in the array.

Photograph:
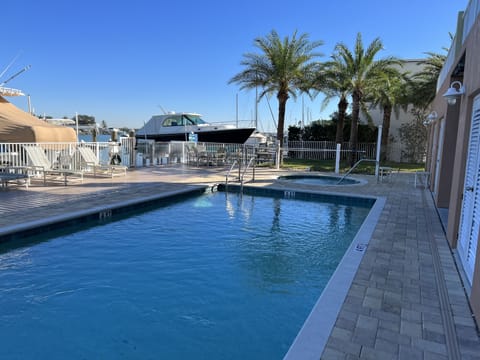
[{"x1": 458, "y1": 94, "x2": 480, "y2": 285}]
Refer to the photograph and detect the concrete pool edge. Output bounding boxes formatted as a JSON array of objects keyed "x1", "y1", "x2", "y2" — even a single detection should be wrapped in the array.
[
  {"x1": 0, "y1": 186, "x2": 207, "y2": 243},
  {"x1": 283, "y1": 194, "x2": 386, "y2": 360},
  {"x1": 276, "y1": 172, "x2": 369, "y2": 187}
]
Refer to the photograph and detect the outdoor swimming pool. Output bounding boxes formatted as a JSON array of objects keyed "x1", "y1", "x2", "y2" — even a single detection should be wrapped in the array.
[
  {"x1": 0, "y1": 189, "x2": 373, "y2": 359},
  {"x1": 277, "y1": 174, "x2": 361, "y2": 185}
]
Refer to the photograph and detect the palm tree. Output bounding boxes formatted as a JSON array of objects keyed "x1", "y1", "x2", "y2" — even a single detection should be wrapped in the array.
[
  {"x1": 410, "y1": 52, "x2": 446, "y2": 110},
  {"x1": 367, "y1": 68, "x2": 409, "y2": 160},
  {"x1": 312, "y1": 61, "x2": 350, "y2": 143},
  {"x1": 229, "y1": 30, "x2": 323, "y2": 147},
  {"x1": 332, "y1": 33, "x2": 400, "y2": 165}
]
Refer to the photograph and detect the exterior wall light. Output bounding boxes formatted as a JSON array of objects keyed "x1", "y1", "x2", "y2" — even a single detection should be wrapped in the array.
[
  {"x1": 423, "y1": 111, "x2": 438, "y2": 126},
  {"x1": 443, "y1": 81, "x2": 465, "y2": 105}
]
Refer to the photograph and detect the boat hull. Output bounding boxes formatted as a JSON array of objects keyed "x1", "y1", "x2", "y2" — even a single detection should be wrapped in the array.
[{"x1": 136, "y1": 127, "x2": 256, "y2": 144}]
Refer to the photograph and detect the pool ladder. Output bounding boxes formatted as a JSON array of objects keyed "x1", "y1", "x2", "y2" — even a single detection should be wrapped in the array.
[{"x1": 225, "y1": 156, "x2": 256, "y2": 191}]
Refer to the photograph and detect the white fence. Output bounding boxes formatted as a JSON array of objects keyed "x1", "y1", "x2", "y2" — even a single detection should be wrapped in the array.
[
  {"x1": 285, "y1": 141, "x2": 377, "y2": 161},
  {"x1": 1, "y1": 140, "x2": 381, "y2": 173},
  {"x1": 0, "y1": 139, "x2": 136, "y2": 170},
  {"x1": 134, "y1": 141, "x2": 259, "y2": 167}
]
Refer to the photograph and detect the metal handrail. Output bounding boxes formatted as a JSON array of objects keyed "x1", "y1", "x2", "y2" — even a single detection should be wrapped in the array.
[
  {"x1": 337, "y1": 158, "x2": 378, "y2": 184},
  {"x1": 225, "y1": 155, "x2": 256, "y2": 192},
  {"x1": 225, "y1": 159, "x2": 238, "y2": 189},
  {"x1": 240, "y1": 156, "x2": 256, "y2": 192}
]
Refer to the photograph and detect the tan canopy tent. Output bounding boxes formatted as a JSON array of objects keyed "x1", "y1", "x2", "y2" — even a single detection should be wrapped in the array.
[{"x1": 0, "y1": 96, "x2": 77, "y2": 143}]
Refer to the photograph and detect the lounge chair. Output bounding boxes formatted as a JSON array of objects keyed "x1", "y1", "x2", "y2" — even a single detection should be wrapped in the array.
[
  {"x1": 0, "y1": 166, "x2": 31, "y2": 189},
  {"x1": 75, "y1": 146, "x2": 127, "y2": 177},
  {"x1": 23, "y1": 145, "x2": 83, "y2": 186}
]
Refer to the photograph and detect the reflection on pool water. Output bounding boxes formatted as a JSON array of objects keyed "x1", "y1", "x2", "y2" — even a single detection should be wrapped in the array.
[
  {"x1": 278, "y1": 174, "x2": 360, "y2": 185},
  {"x1": 0, "y1": 190, "x2": 371, "y2": 360}
]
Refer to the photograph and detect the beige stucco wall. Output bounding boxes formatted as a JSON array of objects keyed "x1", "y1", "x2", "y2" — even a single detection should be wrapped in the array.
[
  {"x1": 444, "y1": 13, "x2": 480, "y2": 247},
  {"x1": 360, "y1": 60, "x2": 425, "y2": 163},
  {"x1": 429, "y1": 9, "x2": 480, "y2": 320},
  {"x1": 436, "y1": 103, "x2": 460, "y2": 208}
]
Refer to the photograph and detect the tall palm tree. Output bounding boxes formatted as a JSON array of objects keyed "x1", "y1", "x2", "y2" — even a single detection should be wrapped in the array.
[
  {"x1": 367, "y1": 68, "x2": 409, "y2": 160},
  {"x1": 410, "y1": 52, "x2": 446, "y2": 110},
  {"x1": 312, "y1": 61, "x2": 350, "y2": 143},
  {"x1": 332, "y1": 33, "x2": 400, "y2": 165},
  {"x1": 229, "y1": 30, "x2": 323, "y2": 147}
]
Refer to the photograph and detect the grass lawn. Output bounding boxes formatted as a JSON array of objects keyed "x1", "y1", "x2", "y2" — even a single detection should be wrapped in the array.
[{"x1": 280, "y1": 158, "x2": 426, "y2": 175}]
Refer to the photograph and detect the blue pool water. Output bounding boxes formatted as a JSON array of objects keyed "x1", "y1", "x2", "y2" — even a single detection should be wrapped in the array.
[
  {"x1": 278, "y1": 174, "x2": 360, "y2": 185},
  {"x1": 0, "y1": 191, "x2": 371, "y2": 359}
]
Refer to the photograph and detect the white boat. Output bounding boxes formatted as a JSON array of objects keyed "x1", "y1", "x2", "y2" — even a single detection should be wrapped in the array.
[{"x1": 136, "y1": 112, "x2": 256, "y2": 144}]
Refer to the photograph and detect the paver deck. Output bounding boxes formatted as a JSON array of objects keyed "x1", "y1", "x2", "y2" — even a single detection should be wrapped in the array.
[{"x1": 0, "y1": 165, "x2": 478, "y2": 359}]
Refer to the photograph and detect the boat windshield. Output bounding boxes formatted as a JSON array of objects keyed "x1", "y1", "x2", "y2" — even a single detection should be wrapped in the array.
[
  {"x1": 161, "y1": 114, "x2": 207, "y2": 127},
  {"x1": 183, "y1": 115, "x2": 206, "y2": 126}
]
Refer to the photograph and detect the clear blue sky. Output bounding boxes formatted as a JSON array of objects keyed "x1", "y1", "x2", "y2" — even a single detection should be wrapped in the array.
[{"x1": 2, "y1": 0, "x2": 469, "y2": 132}]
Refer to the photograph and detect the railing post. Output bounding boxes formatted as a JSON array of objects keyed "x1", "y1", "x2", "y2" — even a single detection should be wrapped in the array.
[
  {"x1": 276, "y1": 142, "x2": 281, "y2": 170},
  {"x1": 335, "y1": 143, "x2": 341, "y2": 174},
  {"x1": 375, "y1": 125, "x2": 382, "y2": 180}
]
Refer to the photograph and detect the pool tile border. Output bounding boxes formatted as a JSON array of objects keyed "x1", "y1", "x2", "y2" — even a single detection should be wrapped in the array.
[
  {"x1": 0, "y1": 187, "x2": 207, "y2": 244},
  {"x1": 218, "y1": 183, "x2": 375, "y2": 208},
  {"x1": 283, "y1": 194, "x2": 386, "y2": 359}
]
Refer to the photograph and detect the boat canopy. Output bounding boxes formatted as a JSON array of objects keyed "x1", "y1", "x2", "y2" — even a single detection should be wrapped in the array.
[{"x1": 0, "y1": 96, "x2": 77, "y2": 143}]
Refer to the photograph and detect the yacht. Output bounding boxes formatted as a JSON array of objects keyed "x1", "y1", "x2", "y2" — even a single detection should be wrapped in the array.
[{"x1": 136, "y1": 112, "x2": 255, "y2": 144}]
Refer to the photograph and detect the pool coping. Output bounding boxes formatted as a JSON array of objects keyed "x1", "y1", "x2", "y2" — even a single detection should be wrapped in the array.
[
  {"x1": 282, "y1": 190, "x2": 386, "y2": 359},
  {"x1": 0, "y1": 186, "x2": 207, "y2": 243},
  {"x1": 275, "y1": 172, "x2": 369, "y2": 187}
]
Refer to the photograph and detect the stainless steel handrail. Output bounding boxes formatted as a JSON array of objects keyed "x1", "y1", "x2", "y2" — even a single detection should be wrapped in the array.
[
  {"x1": 240, "y1": 156, "x2": 256, "y2": 192},
  {"x1": 337, "y1": 158, "x2": 378, "y2": 184},
  {"x1": 225, "y1": 159, "x2": 238, "y2": 189}
]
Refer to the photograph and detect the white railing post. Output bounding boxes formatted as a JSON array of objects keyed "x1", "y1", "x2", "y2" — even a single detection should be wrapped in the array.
[
  {"x1": 375, "y1": 125, "x2": 383, "y2": 179},
  {"x1": 276, "y1": 142, "x2": 281, "y2": 170},
  {"x1": 335, "y1": 143, "x2": 341, "y2": 174}
]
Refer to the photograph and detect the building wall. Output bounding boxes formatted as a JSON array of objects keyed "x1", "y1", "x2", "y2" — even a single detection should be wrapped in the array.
[
  {"x1": 436, "y1": 104, "x2": 460, "y2": 208},
  {"x1": 361, "y1": 60, "x2": 425, "y2": 163},
  {"x1": 459, "y1": 24, "x2": 480, "y2": 306},
  {"x1": 429, "y1": 8, "x2": 480, "y2": 321}
]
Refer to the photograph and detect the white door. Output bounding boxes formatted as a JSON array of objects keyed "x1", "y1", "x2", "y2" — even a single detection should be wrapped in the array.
[{"x1": 458, "y1": 94, "x2": 480, "y2": 285}]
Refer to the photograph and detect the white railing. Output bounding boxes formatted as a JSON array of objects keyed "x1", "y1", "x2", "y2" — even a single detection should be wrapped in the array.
[
  {"x1": 135, "y1": 141, "x2": 249, "y2": 166},
  {"x1": 285, "y1": 141, "x2": 377, "y2": 160},
  {"x1": 0, "y1": 142, "x2": 131, "y2": 170},
  {"x1": 0, "y1": 140, "x2": 384, "y2": 170}
]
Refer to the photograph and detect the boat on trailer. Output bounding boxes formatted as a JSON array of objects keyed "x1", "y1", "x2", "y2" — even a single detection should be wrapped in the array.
[{"x1": 136, "y1": 112, "x2": 256, "y2": 144}]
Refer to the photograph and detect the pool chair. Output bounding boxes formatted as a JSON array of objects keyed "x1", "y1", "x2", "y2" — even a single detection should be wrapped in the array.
[
  {"x1": 75, "y1": 146, "x2": 127, "y2": 177},
  {"x1": 186, "y1": 143, "x2": 209, "y2": 166},
  {"x1": 0, "y1": 166, "x2": 31, "y2": 189},
  {"x1": 23, "y1": 145, "x2": 83, "y2": 186}
]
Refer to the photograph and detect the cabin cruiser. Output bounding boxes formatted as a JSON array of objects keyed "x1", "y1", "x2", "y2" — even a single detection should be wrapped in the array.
[{"x1": 136, "y1": 112, "x2": 256, "y2": 144}]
